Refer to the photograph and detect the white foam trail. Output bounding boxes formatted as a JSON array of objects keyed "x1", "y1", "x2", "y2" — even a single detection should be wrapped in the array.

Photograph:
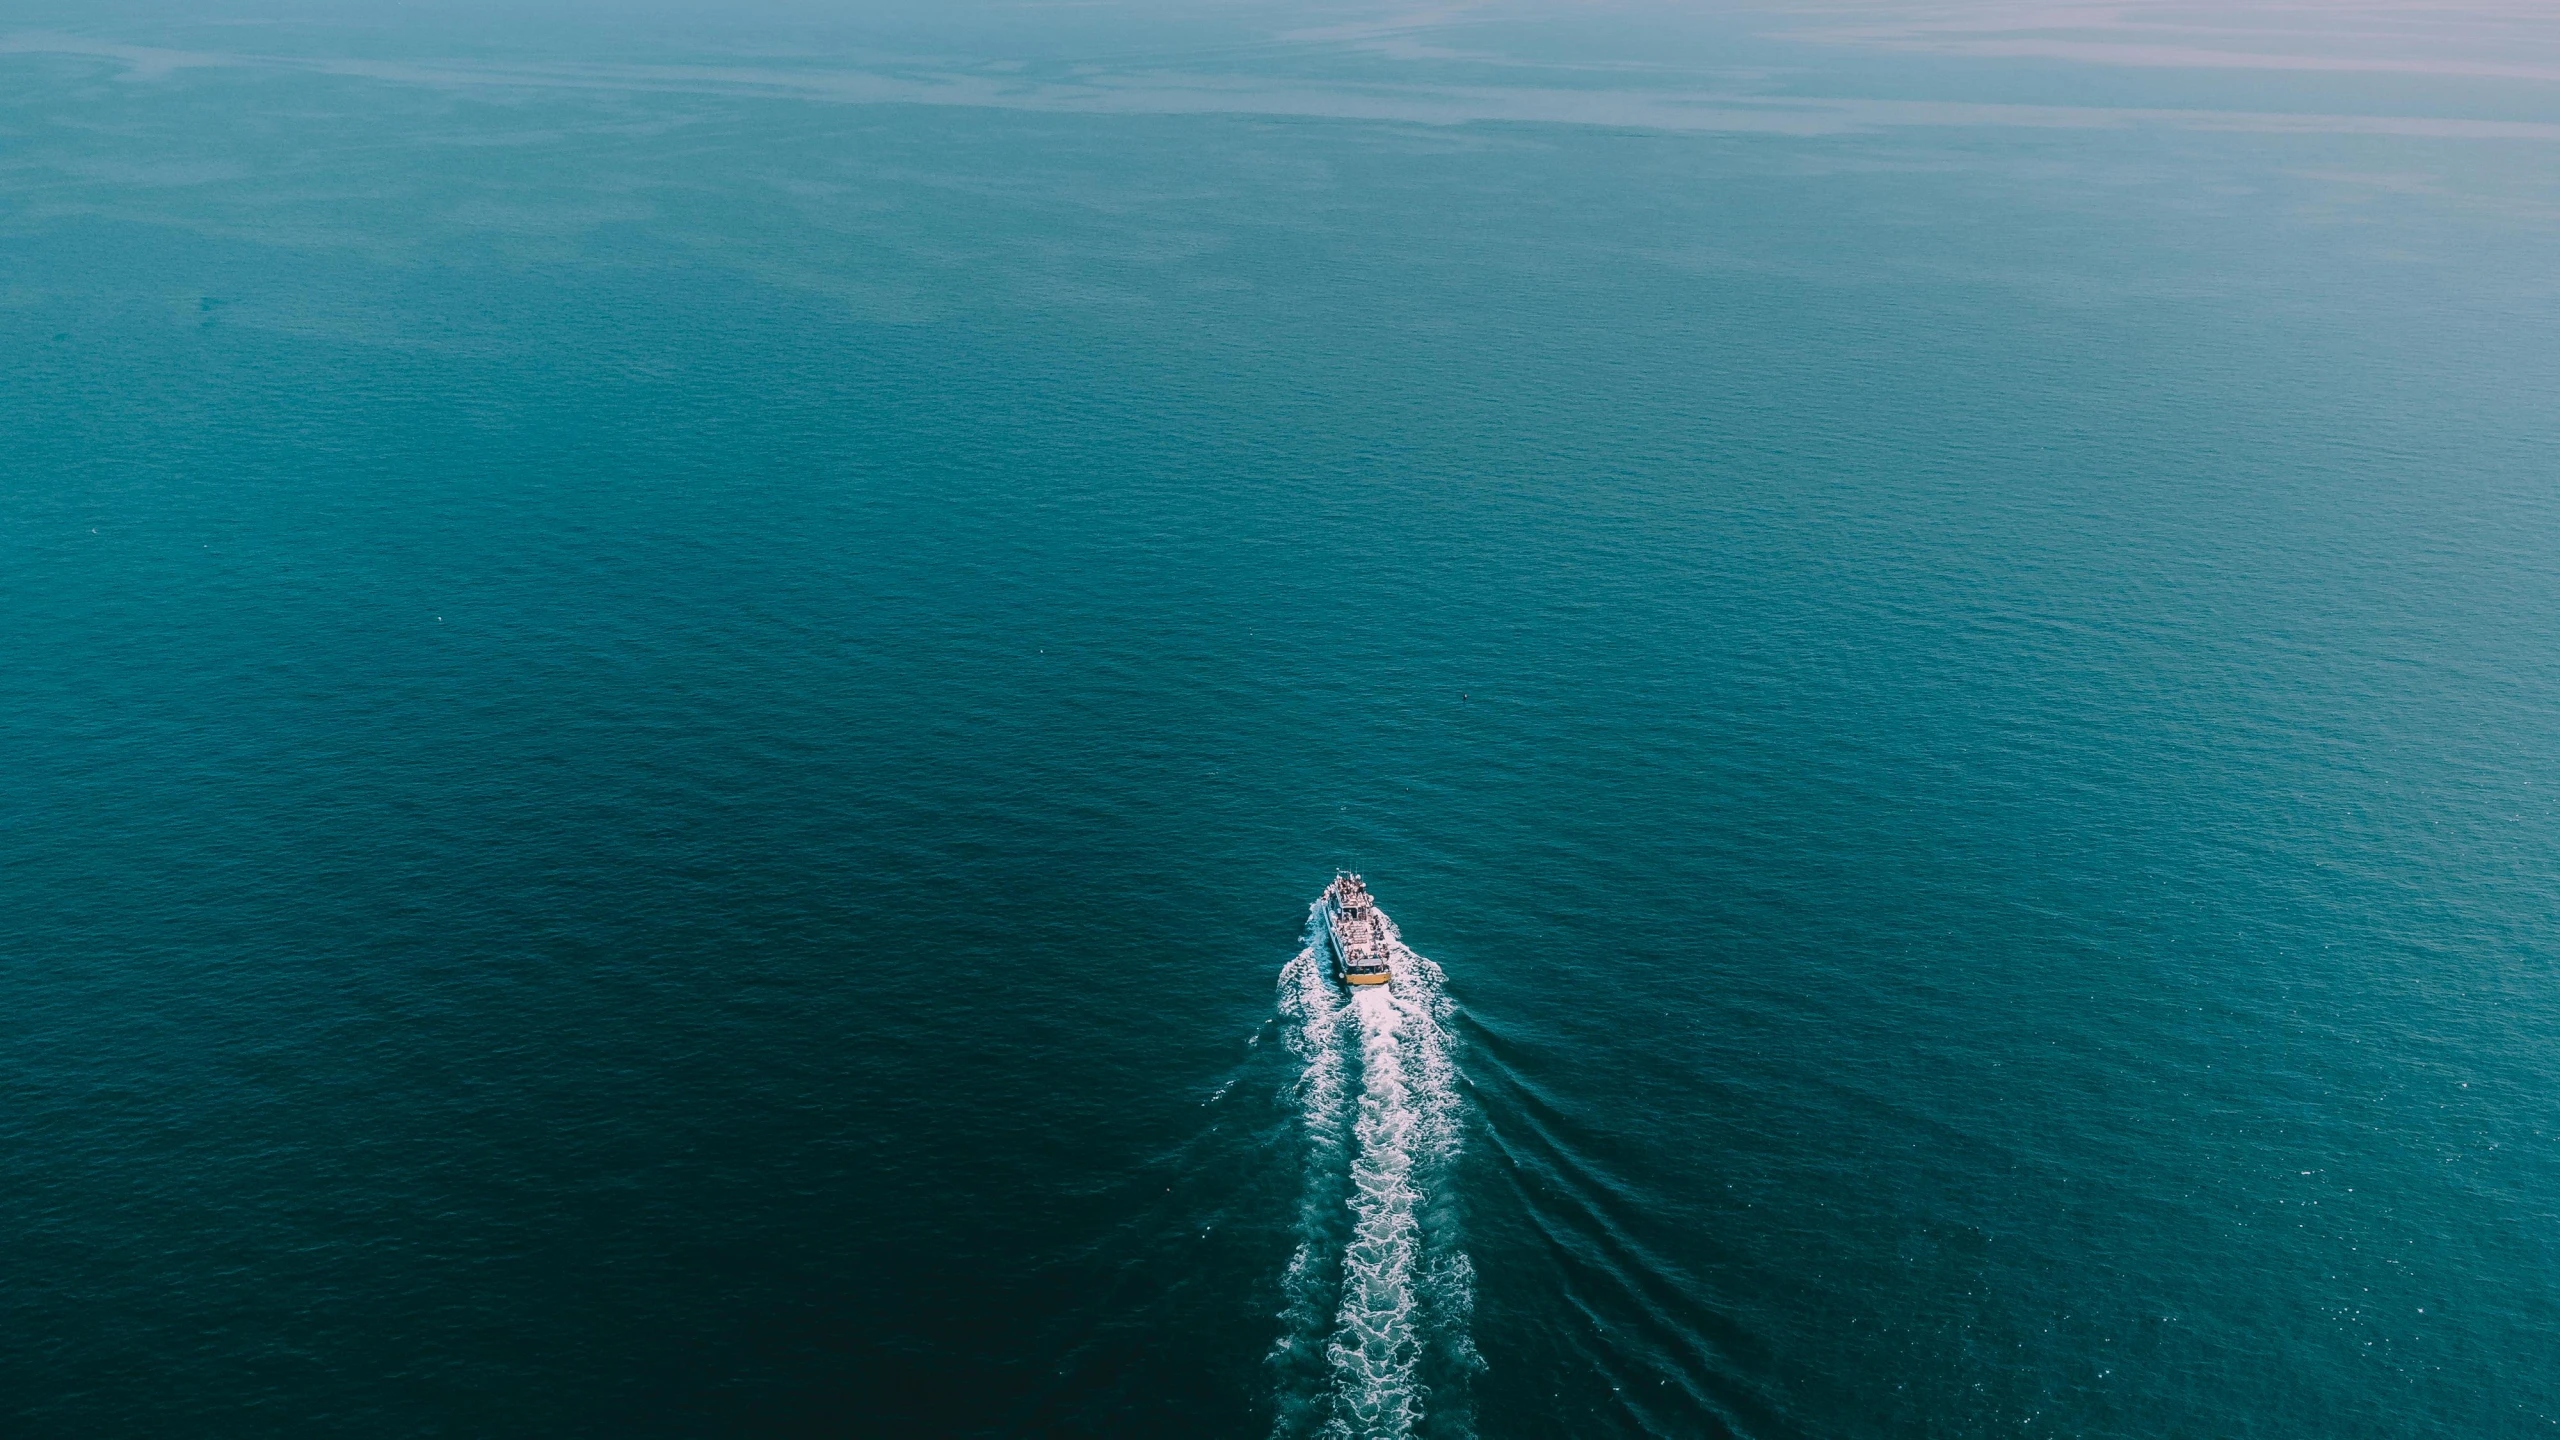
[
  {"x1": 1325, "y1": 981, "x2": 1428, "y2": 1436},
  {"x1": 1272, "y1": 935, "x2": 1355, "y2": 1430},
  {"x1": 1272, "y1": 905, "x2": 1474, "y2": 1440}
]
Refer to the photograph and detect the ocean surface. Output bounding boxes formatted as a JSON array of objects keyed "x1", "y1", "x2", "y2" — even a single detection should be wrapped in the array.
[{"x1": 6, "y1": 3, "x2": 2559, "y2": 1435}]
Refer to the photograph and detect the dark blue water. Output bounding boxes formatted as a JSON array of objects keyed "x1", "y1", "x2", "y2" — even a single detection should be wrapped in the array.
[{"x1": 8, "y1": 4, "x2": 2560, "y2": 1436}]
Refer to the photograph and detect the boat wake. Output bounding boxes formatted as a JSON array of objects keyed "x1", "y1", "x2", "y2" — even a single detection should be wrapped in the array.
[{"x1": 1270, "y1": 903, "x2": 1476, "y2": 1439}]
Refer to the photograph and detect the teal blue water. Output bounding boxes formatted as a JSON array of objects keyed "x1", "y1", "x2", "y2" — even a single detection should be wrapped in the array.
[{"x1": 8, "y1": 4, "x2": 2560, "y2": 1436}]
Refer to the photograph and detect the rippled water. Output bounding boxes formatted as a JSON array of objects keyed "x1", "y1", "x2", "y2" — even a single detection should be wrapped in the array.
[{"x1": 7, "y1": 3, "x2": 2560, "y2": 1437}]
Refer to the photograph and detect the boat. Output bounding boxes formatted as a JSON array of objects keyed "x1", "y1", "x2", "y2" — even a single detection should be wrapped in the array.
[{"x1": 1320, "y1": 872, "x2": 1394, "y2": 987}]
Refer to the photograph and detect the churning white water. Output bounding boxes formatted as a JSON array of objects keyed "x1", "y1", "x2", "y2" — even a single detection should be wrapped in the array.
[{"x1": 1272, "y1": 903, "x2": 1474, "y2": 1439}]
